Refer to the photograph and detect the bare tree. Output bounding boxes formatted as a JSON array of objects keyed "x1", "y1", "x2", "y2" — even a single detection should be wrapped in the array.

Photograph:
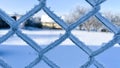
[
  {"x1": 64, "y1": 6, "x2": 120, "y2": 32},
  {"x1": 64, "y1": 6, "x2": 87, "y2": 24},
  {"x1": 64, "y1": 6, "x2": 102, "y2": 31},
  {"x1": 84, "y1": 16, "x2": 102, "y2": 31},
  {"x1": 104, "y1": 12, "x2": 120, "y2": 26}
]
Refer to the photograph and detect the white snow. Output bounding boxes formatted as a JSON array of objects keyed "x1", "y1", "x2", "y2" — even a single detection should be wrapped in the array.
[
  {"x1": 0, "y1": 30, "x2": 120, "y2": 68},
  {"x1": 0, "y1": 30, "x2": 115, "y2": 47}
]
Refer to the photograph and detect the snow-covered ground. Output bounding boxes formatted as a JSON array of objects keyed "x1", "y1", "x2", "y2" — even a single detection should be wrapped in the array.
[
  {"x1": 0, "y1": 30, "x2": 120, "y2": 68},
  {"x1": 0, "y1": 30, "x2": 115, "y2": 46}
]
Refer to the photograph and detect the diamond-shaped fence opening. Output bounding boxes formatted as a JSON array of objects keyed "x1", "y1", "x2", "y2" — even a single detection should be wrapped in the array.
[
  {"x1": 44, "y1": 45, "x2": 89, "y2": 68},
  {"x1": 71, "y1": 30, "x2": 114, "y2": 51},
  {"x1": 95, "y1": 46, "x2": 120, "y2": 68},
  {"x1": 0, "y1": 0, "x2": 120, "y2": 68},
  {"x1": 46, "y1": 0, "x2": 92, "y2": 18}
]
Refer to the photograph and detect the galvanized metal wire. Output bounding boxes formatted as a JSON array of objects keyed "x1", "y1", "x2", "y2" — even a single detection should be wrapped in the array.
[{"x1": 0, "y1": 0, "x2": 119, "y2": 68}]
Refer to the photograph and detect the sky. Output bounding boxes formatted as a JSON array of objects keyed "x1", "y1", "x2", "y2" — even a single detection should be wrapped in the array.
[{"x1": 0, "y1": 0, "x2": 119, "y2": 16}]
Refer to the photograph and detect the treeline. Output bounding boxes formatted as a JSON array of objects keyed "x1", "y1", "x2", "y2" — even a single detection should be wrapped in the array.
[
  {"x1": 0, "y1": 6, "x2": 120, "y2": 32},
  {"x1": 63, "y1": 6, "x2": 120, "y2": 32},
  {"x1": 0, "y1": 16, "x2": 42, "y2": 29},
  {"x1": 24, "y1": 17, "x2": 42, "y2": 29},
  {"x1": 0, "y1": 16, "x2": 16, "y2": 29}
]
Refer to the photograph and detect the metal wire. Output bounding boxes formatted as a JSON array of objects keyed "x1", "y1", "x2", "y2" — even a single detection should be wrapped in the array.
[{"x1": 0, "y1": 0, "x2": 119, "y2": 68}]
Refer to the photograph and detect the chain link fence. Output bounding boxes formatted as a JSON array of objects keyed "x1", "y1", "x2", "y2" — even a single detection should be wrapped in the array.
[{"x1": 0, "y1": 0, "x2": 119, "y2": 68}]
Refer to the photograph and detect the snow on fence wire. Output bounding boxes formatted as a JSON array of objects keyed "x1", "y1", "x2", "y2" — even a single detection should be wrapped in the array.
[{"x1": 0, "y1": 0, "x2": 119, "y2": 68}]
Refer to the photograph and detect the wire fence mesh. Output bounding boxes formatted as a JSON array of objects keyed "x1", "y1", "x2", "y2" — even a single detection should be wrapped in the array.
[{"x1": 0, "y1": 0, "x2": 119, "y2": 68}]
